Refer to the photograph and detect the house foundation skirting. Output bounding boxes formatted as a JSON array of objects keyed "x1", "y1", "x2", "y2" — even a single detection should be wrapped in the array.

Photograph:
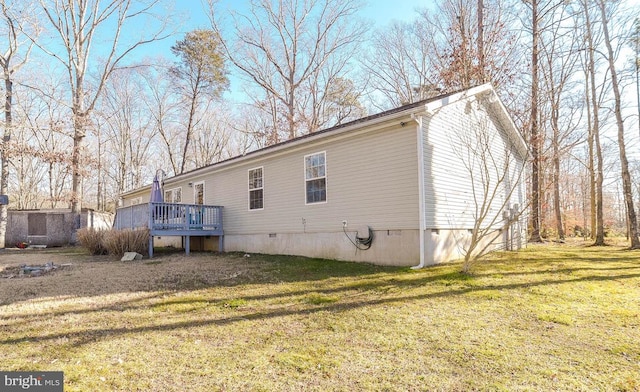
[
  {"x1": 224, "y1": 230, "x2": 420, "y2": 267},
  {"x1": 152, "y1": 228, "x2": 520, "y2": 267}
]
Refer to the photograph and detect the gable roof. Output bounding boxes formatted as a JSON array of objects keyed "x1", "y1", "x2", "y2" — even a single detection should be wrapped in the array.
[{"x1": 121, "y1": 83, "x2": 526, "y2": 196}]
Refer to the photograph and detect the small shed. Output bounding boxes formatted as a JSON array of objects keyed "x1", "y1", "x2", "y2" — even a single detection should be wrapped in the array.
[{"x1": 5, "y1": 209, "x2": 113, "y2": 247}]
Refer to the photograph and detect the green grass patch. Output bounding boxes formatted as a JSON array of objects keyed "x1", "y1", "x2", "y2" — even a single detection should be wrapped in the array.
[
  {"x1": 536, "y1": 312, "x2": 574, "y2": 326},
  {"x1": 303, "y1": 292, "x2": 340, "y2": 305},
  {"x1": 220, "y1": 298, "x2": 247, "y2": 309},
  {"x1": 1, "y1": 240, "x2": 639, "y2": 391}
]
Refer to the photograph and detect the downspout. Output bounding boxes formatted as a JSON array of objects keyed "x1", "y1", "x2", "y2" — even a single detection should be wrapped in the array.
[{"x1": 412, "y1": 113, "x2": 427, "y2": 269}]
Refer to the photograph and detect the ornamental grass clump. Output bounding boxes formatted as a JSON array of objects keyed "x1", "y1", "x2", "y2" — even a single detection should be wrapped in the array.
[
  {"x1": 102, "y1": 229, "x2": 149, "y2": 257},
  {"x1": 77, "y1": 228, "x2": 108, "y2": 255}
]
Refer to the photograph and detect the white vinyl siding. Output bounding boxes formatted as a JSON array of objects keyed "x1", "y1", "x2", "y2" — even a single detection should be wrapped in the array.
[
  {"x1": 248, "y1": 167, "x2": 264, "y2": 210},
  {"x1": 422, "y1": 98, "x2": 524, "y2": 229},
  {"x1": 206, "y1": 123, "x2": 419, "y2": 234},
  {"x1": 304, "y1": 152, "x2": 327, "y2": 204}
]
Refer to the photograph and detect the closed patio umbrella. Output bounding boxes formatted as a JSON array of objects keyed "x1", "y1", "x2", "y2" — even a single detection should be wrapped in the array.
[{"x1": 150, "y1": 173, "x2": 163, "y2": 203}]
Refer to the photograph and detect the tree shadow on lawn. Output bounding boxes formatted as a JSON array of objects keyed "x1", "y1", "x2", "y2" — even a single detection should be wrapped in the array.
[
  {"x1": 0, "y1": 249, "x2": 410, "y2": 304},
  {"x1": 1, "y1": 263, "x2": 639, "y2": 349},
  {"x1": 1, "y1": 245, "x2": 639, "y2": 306}
]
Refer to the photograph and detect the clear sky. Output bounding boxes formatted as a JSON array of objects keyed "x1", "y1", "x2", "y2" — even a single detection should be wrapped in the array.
[
  {"x1": 176, "y1": 0, "x2": 428, "y2": 31},
  {"x1": 164, "y1": 0, "x2": 429, "y2": 54},
  {"x1": 148, "y1": 0, "x2": 430, "y2": 102}
]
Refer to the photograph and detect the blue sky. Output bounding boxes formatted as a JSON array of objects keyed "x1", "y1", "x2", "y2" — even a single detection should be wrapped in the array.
[
  {"x1": 157, "y1": 0, "x2": 428, "y2": 57},
  {"x1": 178, "y1": 0, "x2": 427, "y2": 30},
  {"x1": 144, "y1": 0, "x2": 429, "y2": 102}
]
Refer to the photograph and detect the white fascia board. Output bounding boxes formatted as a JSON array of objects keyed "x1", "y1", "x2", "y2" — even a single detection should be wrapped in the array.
[
  {"x1": 486, "y1": 90, "x2": 529, "y2": 159},
  {"x1": 424, "y1": 83, "x2": 493, "y2": 114}
]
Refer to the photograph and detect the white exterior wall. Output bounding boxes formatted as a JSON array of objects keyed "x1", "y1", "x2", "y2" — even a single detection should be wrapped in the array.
[
  {"x1": 118, "y1": 85, "x2": 527, "y2": 267},
  {"x1": 420, "y1": 96, "x2": 527, "y2": 264},
  {"x1": 171, "y1": 122, "x2": 421, "y2": 266}
]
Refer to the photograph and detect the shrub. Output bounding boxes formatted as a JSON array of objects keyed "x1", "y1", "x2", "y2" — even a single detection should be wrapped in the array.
[
  {"x1": 77, "y1": 228, "x2": 108, "y2": 255},
  {"x1": 102, "y1": 229, "x2": 149, "y2": 258}
]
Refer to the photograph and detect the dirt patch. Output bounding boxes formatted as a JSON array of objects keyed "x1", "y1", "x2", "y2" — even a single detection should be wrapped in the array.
[{"x1": 0, "y1": 248, "x2": 263, "y2": 306}]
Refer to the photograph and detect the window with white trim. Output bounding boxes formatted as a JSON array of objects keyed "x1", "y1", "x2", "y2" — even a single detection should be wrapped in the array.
[
  {"x1": 304, "y1": 152, "x2": 326, "y2": 204},
  {"x1": 248, "y1": 167, "x2": 264, "y2": 210},
  {"x1": 164, "y1": 187, "x2": 182, "y2": 203},
  {"x1": 194, "y1": 182, "x2": 204, "y2": 205}
]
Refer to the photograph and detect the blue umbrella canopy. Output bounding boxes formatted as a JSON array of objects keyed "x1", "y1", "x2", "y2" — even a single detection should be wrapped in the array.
[{"x1": 150, "y1": 174, "x2": 163, "y2": 203}]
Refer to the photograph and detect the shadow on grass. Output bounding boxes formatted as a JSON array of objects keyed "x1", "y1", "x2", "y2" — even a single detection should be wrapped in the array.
[
  {"x1": 1, "y1": 244, "x2": 639, "y2": 305},
  {"x1": 1, "y1": 263, "x2": 639, "y2": 349}
]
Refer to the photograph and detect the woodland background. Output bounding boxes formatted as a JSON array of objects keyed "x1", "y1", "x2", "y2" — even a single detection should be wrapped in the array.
[{"x1": 0, "y1": 0, "x2": 639, "y2": 246}]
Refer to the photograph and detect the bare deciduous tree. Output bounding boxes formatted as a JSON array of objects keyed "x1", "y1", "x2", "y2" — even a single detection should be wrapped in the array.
[
  {"x1": 139, "y1": 62, "x2": 182, "y2": 176},
  {"x1": 448, "y1": 100, "x2": 527, "y2": 273},
  {"x1": 0, "y1": 0, "x2": 36, "y2": 247},
  {"x1": 361, "y1": 20, "x2": 441, "y2": 108},
  {"x1": 579, "y1": 0, "x2": 606, "y2": 245},
  {"x1": 596, "y1": 0, "x2": 640, "y2": 248},
  {"x1": 539, "y1": 1, "x2": 582, "y2": 241},
  {"x1": 96, "y1": 67, "x2": 158, "y2": 204},
  {"x1": 420, "y1": 0, "x2": 520, "y2": 91},
  {"x1": 30, "y1": 0, "x2": 171, "y2": 227},
  {"x1": 209, "y1": 0, "x2": 366, "y2": 142}
]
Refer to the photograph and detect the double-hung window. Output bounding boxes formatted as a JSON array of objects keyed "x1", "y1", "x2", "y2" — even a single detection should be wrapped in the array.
[
  {"x1": 305, "y1": 152, "x2": 327, "y2": 204},
  {"x1": 249, "y1": 167, "x2": 264, "y2": 210}
]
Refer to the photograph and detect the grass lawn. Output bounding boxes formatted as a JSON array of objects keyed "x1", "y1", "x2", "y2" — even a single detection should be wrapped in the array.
[{"x1": 0, "y1": 241, "x2": 639, "y2": 391}]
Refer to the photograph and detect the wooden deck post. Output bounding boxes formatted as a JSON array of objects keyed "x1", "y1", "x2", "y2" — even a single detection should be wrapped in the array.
[{"x1": 149, "y1": 235, "x2": 154, "y2": 258}]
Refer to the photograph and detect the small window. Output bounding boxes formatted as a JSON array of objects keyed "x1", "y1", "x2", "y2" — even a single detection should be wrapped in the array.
[
  {"x1": 164, "y1": 187, "x2": 182, "y2": 203},
  {"x1": 249, "y1": 167, "x2": 264, "y2": 210},
  {"x1": 305, "y1": 152, "x2": 327, "y2": 204}
]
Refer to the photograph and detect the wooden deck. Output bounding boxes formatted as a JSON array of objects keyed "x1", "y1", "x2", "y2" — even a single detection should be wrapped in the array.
[{"x1": 114, "y1": 202, "x2": 224, "y2": 257}]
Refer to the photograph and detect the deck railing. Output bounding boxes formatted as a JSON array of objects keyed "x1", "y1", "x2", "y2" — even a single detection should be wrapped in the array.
[{"x1": 115, "y1": 202, "x2": 223, "y2": 233}]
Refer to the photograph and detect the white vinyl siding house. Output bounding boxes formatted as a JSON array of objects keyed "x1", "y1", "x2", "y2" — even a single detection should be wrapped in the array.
[{"x1": 119, "y1": 84, "x2": 527, "y2": 266}]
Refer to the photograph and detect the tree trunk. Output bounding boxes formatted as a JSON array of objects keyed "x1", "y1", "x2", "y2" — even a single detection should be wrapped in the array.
[
  {"x1": 585, "y1": 70, "x2": 596, "y2": 240},
  {"x1": 552, "y1": 130, "x2": 564, "y2": 240},
  {"x1": 530, "y1": 0, "x2": 543, "y2": 242},
  {"x1": 477, "y1": 0, "x2": 485, "y2": 82},
  {"x1": 635, "y1": 18, "x2": 640, "y2": 140},
  {"x1": 180, "y1": 88, "x2": 198, "y2": 174},
  {"x1": 583, "y1": 0, "x2": 605, "y2": 245},
  {"x1": 0, "y1": 68, "x2": 12, "y2": 249},
  {"x1": 71, "y1": 112, "x2": 85, "y2": 217},
  {"x1": 598, "y1": 0, "x2": 640, "y2": 248}
]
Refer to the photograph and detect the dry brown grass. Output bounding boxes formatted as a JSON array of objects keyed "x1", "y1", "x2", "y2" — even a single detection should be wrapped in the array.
[
  {"x1": 76, "y1": 228, "x2": 108, "y2": 255},
  {"x1": 77, "y1": 228, "x2": 149, "y2": 257},
  {"x1": 102, "y1": 229, "x2": 149, "y2": 257},
  {"x1": 0, "y1": 241, "x2": 639, "y2": 391}
]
